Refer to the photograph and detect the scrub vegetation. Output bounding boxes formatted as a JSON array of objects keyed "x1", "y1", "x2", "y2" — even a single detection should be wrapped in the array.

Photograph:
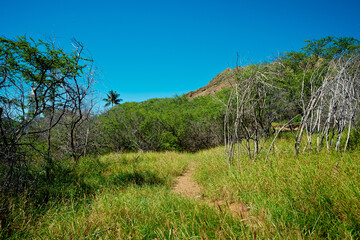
[{"x1": 1, "y1": 36, "x2": 360, "y2": 239}]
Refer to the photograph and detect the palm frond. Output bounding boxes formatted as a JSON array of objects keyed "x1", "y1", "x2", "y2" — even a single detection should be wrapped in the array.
[{"x1": 103, "y1": 90, "x2": 123, "y2": 107}]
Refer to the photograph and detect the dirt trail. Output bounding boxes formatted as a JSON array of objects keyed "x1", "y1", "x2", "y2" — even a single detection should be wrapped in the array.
[
  {"x1": 172, "y1": 162, "x2": 249, "y2": 219},
  {"x1": 172, "y1": 163, "x2": 201, "y2": 199}
]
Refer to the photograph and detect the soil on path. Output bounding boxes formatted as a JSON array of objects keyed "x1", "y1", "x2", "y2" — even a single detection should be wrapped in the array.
[
  {"x1": 172, "y1": 162, "x2": 249, "y2": 219},
  {"x1": 172, "y1": 163, "x2": 201, "y2": 199}
]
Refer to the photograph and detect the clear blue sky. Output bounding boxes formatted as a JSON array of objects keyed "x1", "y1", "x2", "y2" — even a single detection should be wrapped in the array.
[{"x1": 2, "y1": 0, "x2": 360, "y2": 103}]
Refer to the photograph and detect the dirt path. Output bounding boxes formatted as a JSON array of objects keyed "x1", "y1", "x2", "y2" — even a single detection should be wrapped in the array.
[
  {"x1": 172, "y1": 163, "x2": 201, "y2": 199},
  {"x1": 172, "y1": 162, "x2": 249, "y2": 219}
]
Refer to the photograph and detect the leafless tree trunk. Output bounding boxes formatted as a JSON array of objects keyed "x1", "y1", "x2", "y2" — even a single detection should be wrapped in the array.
[
  {"x1": 295, "y1": 54, "x2": 360, "y2": 153},
  {"x1": 224, "y1": 64, "x2": 276, "y2": 164}
]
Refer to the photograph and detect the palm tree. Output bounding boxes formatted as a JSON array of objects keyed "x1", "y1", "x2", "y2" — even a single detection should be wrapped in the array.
[{"x1": 103, "y1": 90, "x2": 123, "y2": 107}]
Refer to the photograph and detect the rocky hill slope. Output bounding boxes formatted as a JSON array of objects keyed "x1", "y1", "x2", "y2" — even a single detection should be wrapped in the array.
[{"x1": 186, "y1": 68, "x2": 236, "y2": 98}]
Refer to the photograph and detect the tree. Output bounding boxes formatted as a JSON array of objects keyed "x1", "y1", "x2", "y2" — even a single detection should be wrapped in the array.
[
  {"x1": 295, "y1": 54, "x2": 360, "y2": 153},
  {"x1": 271, "y1": 37, "x2": 360, "y2": 123},
  {"x1": 103, "y1": 90, "x2": 122, "y2": 107},
  {"x1": 0, "y1": 36, "x2": 95, "y2": 188},
  {"x1": 302, "y1": 36, "x2": 360, "y2": 59},
  {"x1": 224, "y1": 65, "x2": 276, "y2": 163}
]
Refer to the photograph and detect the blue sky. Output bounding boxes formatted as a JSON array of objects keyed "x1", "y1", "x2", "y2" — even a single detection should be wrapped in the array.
[{"x1": 1, "y1": 0, "x2": 360, "y2": 103}]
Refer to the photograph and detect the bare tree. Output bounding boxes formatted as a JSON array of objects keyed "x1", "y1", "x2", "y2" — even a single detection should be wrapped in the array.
[
  {"x1": 62, "y1": 40, "x2": 96, "y2": 165},
  {"x1": 224, "y1": 64, "x2": 277, "y2": 164},
  {"x1": 295, "y1": 54, "x2": 360, "y2": 153}
]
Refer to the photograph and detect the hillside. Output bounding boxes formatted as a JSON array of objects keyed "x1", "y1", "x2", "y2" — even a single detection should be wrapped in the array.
[
  {"x1": 2, "y1": 36, "x2": 360, "y2": 239},
  {"x1": 186, "y1": 68, "x2": 236, "y2": 98}
]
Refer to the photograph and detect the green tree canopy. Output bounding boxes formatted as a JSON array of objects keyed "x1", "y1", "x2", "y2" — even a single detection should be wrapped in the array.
[
  {"x1": 0, "y1": 36, "x2": 95, "y2": 184},
  {"x1": 302, "y1": 36, "x2": 360, "y2": 59}
]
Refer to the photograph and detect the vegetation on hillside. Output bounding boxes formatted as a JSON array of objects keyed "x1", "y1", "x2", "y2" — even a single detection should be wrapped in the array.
[
  {"x1": 224, "y1": 37, "x2": 360, "y2": 161},
  {"x1": 96, "y1": 91, "x2": 228, "y2": 153},
  {"x1": 1, "y1": 35, "x2": 360, "y2": 239}
]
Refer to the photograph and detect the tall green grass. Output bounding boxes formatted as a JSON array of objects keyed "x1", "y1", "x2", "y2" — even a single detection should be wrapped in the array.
[
  {"x1": 2, "y1": 136, "x2": 360, "y2": 239},
  {"x1": 23, "y1": 186, "x2": 247, "y2": 239},
  {"x1": 193, "y1": 137, "x2": 360, "y2": 239},
  {"x1": 2, "y1": 151, "x2": 250, "y2": 239}
]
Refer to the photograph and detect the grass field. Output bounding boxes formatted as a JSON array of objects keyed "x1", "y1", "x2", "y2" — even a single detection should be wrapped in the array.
[{"x1": 1, "y1": 135, "x2": 360, "y2": 239}]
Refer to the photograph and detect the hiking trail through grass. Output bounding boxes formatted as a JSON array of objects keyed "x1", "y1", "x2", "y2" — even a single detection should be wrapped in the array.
[{"x1": 172, "y1": 161, "x2": 249, "y2": 219}]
